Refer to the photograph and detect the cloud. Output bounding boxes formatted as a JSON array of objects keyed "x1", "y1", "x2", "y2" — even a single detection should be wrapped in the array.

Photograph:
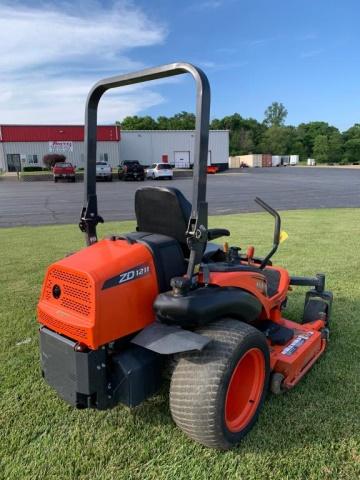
[
  {"x1": 0, "y1": 1, "x2": 167, "y2": 123},
  {"x1": 197, "y1": 60, "x2": 248, "y2": 72},
  {"x1": 299, "y1": 33, "x2": 318, "y2": 41},
  {"x1": 300, "y1": 49, "x2": 324, "y2": 58},
  {"x1": 187, "y1": 0, "x2": 224, "y2": 12},
  {"x1": 215, "y1": 47, "x2": 237, "y2": 54}
]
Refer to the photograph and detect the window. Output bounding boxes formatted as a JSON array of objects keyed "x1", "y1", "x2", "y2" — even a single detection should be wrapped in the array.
[
  {"x1": 26, "y1": 154, "x2": 38, "y2": 164},
  {"x1": 100, "y1": 153, "x2": 109, "y2": 162}
]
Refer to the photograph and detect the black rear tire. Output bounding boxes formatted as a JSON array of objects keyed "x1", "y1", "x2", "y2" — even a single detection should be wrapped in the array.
[{"x1": 170, "y1": 319, "x2": 270, "y2": 450}]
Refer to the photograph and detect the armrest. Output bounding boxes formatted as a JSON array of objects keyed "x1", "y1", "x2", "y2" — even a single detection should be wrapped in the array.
[{"x1": 207, "y1": 228, "x2": 230, "y2": 241}]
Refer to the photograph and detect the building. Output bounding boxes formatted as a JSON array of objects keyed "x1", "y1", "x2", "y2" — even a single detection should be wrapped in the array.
[
  {"x1": 121, "y1": 130, "x2": 229, "y2": 168},
  {"x1": 0, "y1": 125, "x2": 120, "y2": 172},
  {"x1": 0, "y1": 125, "x2": 229, "y2": 172}
]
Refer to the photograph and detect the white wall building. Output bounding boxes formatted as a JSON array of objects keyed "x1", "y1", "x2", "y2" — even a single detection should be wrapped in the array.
[
  {"x1": 120, "y1": 130, "x2": 229, "y2": 168},
  {"x1": 0, "y1": 125, "x2": 229, "y2": 172}
]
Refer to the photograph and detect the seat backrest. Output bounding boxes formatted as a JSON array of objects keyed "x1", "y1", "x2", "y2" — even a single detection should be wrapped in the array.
[{"x1": 135, "y1": 187, "x2": 191, "y2": 251}]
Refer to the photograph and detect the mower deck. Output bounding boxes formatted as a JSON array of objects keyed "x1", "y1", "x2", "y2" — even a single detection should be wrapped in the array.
[{"x1": 265, "y1": 317, "x2": 327, "y2": 390}]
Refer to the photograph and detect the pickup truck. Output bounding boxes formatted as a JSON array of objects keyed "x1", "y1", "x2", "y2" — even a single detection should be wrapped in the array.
[
  {"x1": 53, "y1": 162, "x2": 76, "y2": 182},
  {"x1": 96, "y1": 161, "x2": 112, "y2": 181},
  {"x1": 118, "y1": 160, "x2": 145, "y2": 181}
]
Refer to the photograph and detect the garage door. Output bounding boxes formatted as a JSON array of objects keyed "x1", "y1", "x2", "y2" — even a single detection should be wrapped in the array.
[{"x1": 174, "y1": 151, "x2": 190, "y2": 168}]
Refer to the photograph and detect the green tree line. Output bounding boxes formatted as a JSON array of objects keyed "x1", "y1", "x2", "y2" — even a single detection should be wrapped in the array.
[{"x1": 117, "y1": 103, "x2": 360, "y2": 163}]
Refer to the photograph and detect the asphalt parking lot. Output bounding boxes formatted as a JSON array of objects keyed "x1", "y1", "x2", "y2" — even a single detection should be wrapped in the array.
[{"x1": 0, "y1": 167, "x2": 359, "y2": 227}]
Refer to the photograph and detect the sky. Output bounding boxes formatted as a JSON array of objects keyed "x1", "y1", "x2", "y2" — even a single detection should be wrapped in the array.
[{"x1": 1, "y1": 0, "x2": 359, "y2": 130}]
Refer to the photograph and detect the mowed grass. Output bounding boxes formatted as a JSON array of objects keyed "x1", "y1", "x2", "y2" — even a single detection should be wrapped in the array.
[{"x1": 0, "y1": 209, "x2": 359, "y2": 480}]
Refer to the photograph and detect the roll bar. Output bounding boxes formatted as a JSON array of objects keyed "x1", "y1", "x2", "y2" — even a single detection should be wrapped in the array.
[{"x1": 79, "y1": 62, "x2": 211, "y2": 280}]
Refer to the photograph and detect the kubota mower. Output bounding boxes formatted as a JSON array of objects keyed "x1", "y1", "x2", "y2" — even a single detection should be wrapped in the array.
[{"x1": 38, "y1": 63, "x2": 333, "y2": 450}]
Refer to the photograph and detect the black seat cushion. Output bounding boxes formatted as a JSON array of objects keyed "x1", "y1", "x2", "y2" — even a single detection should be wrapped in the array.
[
  {"x1": 206, "y1": 262, "x2": 281, "y2": 297},
  {"x1": 135, "y1": 187, "x2": 191, "y2": 253}
]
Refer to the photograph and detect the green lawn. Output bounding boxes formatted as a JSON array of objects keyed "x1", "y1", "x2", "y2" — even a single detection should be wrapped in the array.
[{"x1": 0, "y1": 209, "x2": 359, "y2": 480}]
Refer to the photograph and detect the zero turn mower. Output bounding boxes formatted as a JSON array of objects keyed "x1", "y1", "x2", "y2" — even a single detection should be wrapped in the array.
[{"x1": 38, "y1": 63, "x2": 333, "y2": 450}]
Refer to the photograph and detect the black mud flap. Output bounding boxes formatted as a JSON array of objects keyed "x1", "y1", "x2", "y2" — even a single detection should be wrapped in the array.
[
  {"x1": 40, "y1": 327, "x2": 163, "y2": 409},
  {"x1": 131, "y1": 322, "x2": 211, "y2": 354},
  {"x1": 39, "y1": 327, "x2": 108, "y2": 409}
]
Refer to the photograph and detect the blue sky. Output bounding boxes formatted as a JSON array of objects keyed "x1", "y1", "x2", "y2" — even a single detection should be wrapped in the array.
[{"x1": 1, "y1": 0, "x2": 359, "y2": 130}]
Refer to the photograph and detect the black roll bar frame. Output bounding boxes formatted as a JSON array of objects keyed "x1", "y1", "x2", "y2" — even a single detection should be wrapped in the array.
[{"x1": 79, "y1": 62, "x2": 211, "y2": 280}]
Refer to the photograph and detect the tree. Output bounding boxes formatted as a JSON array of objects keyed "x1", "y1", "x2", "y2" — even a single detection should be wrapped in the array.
[
  {"x1": 328, "y1": 132, "x2": 343, "y2": 163},
  {"x1": 342, "y1": 123, "x2": 360, "y2": 142},
  {"x1": 264, "y1": 102, "x2": 288, "y2": 127},
  {"x1": 167, "y1": 112, "x2": 196, "y2": 130},
  {"x1": 343, "y1": 138, "x2": 360, "y2": 163},
  {"x1": 296, "y1": 122, "x2": 338, "y2": 158},
  {"x1": 260, "y1": 126, "x2": 295, "y2": 154},
  {"x1": 43, "y1": 154, "x2": 66, "y2": 169},
  {"x1": 211, "y1": 114, "x2": 264, "y2": 155},
  {"x1": 120, "y1": 115, "x2": 158, "y2": 130},
  {"x1": 313, "y1": 135, "x2": 329, "y2": 163},
  {"x1": 342, "y1": 124, "x2": 360, "y2": 162}
]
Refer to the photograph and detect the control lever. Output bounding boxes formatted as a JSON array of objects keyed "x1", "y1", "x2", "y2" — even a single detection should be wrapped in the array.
[{"x1": 254, "y1": 197, "x2": 281, "y2": 269}]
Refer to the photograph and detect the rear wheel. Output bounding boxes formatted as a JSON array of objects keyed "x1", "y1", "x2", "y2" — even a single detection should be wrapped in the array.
[{"x1": 170, "y1": 319, "x2": 269, "y2": 450}]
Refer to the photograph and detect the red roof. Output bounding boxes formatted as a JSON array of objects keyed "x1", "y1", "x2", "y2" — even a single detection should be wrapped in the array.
[{"x1": 0, "y1": 125, "x2": 120, "y2": 142}]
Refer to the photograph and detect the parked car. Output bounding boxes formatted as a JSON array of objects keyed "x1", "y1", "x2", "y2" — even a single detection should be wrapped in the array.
[
  {"x1": 207, "y1": 165, "x2": 219, "y2": 174},
  {"x1": 96, "y1": 161, "x2": 112, "y2": 181},
  {"x1": 53, "y1": 162, "x2": 76, "y2": 182},
  {"x1": 118, "y1": 160, "x2": 145, "y2": 181},
  {"x1": 146, "y1": 163, "x2": 173, "y2": 180}
]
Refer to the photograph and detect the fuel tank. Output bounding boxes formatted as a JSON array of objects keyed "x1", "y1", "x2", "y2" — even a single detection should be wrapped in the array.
[{"x1": 37, "y1": 238, "x2": 158, "y2": 349}]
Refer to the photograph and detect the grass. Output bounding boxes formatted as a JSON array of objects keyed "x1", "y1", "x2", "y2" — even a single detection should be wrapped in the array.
[{"x1": 0, "y1": 209, "x2": 359, "y2": 480}]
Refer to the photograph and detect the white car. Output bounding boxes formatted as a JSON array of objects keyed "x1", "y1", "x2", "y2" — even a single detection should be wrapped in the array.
[
  {"x1": 96, "y1": 161, "x2": 112, "y2": 181},
  {"x1": 146, "y1": 163, "x2": 173, "y2": 180}
]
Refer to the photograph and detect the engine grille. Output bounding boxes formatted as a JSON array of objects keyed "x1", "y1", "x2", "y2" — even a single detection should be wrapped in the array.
[
  {"x1": 44, "y1": 268, "x2": 92, "y2": 318},
  {"x1": 38, "y1": 309, "x2": 88, "y2": 340}
]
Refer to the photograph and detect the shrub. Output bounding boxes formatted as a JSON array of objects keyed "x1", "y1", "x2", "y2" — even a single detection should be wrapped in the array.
[
  {"x1": 23, "y1": 166, "x2": 44, "y2": 172},
  {"x1": 43, "y1": 154, "x2": 66, "y2": 169}
]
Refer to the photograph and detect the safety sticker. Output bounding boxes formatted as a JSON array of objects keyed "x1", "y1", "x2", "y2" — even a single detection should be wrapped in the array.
[{"x1": 281, "y1": 332, "x2": 313, "y2": 356}]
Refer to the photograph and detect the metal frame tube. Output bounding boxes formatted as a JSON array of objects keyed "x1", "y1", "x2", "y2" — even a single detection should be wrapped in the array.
[{"x1": 80, "y1": 62, "x2": 210, "y2": 254}]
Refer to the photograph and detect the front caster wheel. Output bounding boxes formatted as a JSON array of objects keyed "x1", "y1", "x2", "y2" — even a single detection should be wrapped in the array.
[
  {"x1": 170, "y1": 319, "x2": 270, "y2": 450},
  {"x1": 270, "y1": 372, "x2": 285, "y2": 395}
]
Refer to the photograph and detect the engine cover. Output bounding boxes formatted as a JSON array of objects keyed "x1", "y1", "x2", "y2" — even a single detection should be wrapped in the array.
[{"x1": 37, "y1": 237, "x2": 159, "y2": 349}]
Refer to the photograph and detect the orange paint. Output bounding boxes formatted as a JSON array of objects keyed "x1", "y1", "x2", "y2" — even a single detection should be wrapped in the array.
[{"x1": 37, "y1": 238, "x2": 158, "y2": 349}]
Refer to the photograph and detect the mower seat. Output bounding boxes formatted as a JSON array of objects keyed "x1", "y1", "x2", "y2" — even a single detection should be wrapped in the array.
[{"x1": 135, "y1": 187, "x2": 191, "y2": 254}]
